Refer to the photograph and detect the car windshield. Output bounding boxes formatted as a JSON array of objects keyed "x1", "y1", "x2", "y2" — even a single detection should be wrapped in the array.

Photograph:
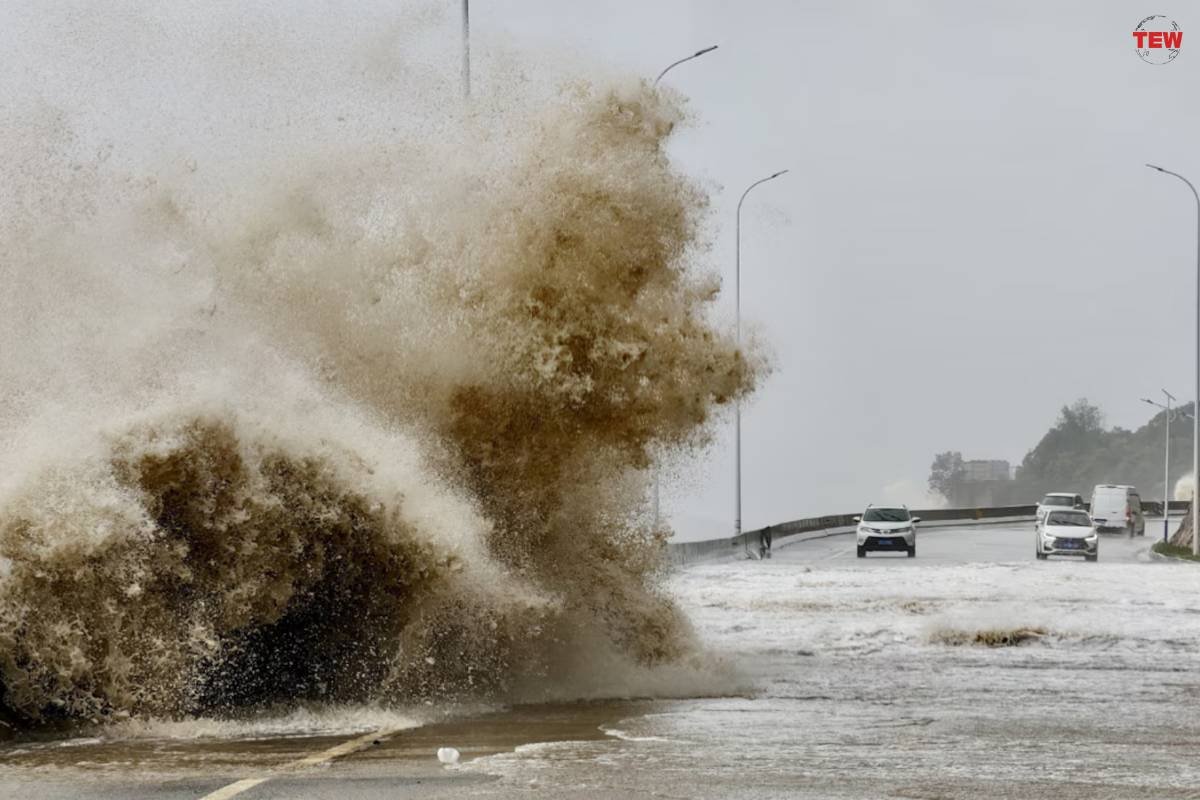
[
  {"x1": 1047, "y1": 511, "x2": 1090, "y2": 526},
  {"x1": 863, "y1": 508, "x2": 910, "y2": 522},
  {"x1": 1041, "y1": 495, "x2": 1074, "y2": 506}
]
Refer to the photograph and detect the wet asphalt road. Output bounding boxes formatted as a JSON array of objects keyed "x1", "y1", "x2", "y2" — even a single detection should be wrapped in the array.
[{"x1": 3, "y1": 520, "x2": 1198, "y2": 800}]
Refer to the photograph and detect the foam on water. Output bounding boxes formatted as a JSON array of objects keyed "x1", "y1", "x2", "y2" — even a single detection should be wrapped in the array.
[
  {"x1": 102, "y1": 706, "x2": 425, "y2": 743},
  {"x1": 673, "y1": 557, "x2": 1200, "y2": 661},
  {"x1": 0, "y1": 4, "x2": 760, "y2": 728}
]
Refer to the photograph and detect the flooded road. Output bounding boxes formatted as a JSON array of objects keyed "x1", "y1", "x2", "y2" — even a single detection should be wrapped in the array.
[{"x1": 4, "y1": 522, "x2": 1199, "y2": 799}]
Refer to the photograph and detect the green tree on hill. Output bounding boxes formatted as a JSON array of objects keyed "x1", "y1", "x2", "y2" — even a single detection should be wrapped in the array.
[
  {"x1": 931, "y1": 398, "x2": 1195, "y2": 507},
  {"x1": 928, "y1": 451, "x2": 966, "y2": 503},
  {"x1": 1016, "y1": 399, "x2": 1110, "y2": 491}
]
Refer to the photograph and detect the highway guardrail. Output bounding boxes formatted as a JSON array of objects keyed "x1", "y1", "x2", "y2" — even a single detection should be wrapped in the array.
[{"x1": 666, "y1": 500, "x2": 1190, "y2": 566}]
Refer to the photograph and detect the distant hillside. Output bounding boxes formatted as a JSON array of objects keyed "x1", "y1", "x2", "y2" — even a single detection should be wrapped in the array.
[{"x1": 930, "y1": 399, "x2": 1195, "y2": 507}]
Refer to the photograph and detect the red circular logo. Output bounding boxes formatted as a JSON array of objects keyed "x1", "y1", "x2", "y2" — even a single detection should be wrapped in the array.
[{"x1": 1133, "y1": 15, "x2": 1183, "y2": 64}]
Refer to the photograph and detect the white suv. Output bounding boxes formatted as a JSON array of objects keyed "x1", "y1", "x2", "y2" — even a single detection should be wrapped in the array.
[
  {"x1": 1035, "y1": 492, "x2": 1084, "y2": 525},
  {"x1": 855, "y1": 506, "x2": 920, "y2": 558}
]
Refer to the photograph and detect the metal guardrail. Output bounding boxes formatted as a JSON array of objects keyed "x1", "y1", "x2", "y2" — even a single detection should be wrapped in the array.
[
  {"x1": 1142, "y1": 500, "x2": 1191, "y2": 515},
  {"x1": 666, "y1": 500, "x2": 1191, "y2": 566}
]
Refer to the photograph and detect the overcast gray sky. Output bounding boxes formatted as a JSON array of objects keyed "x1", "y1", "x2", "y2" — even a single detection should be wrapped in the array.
[
  {"x1": 5, "y1": 1, "x2": 1198, "y2": 541},
  {"x1": 462, "y1": 0, "x2": 1200, "y2": 538}
]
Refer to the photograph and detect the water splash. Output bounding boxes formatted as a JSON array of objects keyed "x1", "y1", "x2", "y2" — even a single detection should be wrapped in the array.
[
  {"x1": 0, "y1": 10, "x2": 760, "y2": 726},
  {"x1": 1173, "y1": 472, "x2": 1194, "y2": 502}
]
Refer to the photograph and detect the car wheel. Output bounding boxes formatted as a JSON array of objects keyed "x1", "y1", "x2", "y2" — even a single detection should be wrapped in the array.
[
  {"x1": 1035, "y1": 548, "x2": 1046, "y2": 560},
  {"x1": 856, "y1": 546, "x2": 866, "y2": 558},
  {"x1": 1085, "y1": 554, "x2": 1098, "y2": 562},
  {"x1": 906, "y1": 545, "x2": 916, "y2": 558}
]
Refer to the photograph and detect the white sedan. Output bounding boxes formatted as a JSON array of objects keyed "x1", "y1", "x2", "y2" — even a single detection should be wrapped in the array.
[{"x1": 1035, "y1": 509, "x2": 1099, "y2": 561}]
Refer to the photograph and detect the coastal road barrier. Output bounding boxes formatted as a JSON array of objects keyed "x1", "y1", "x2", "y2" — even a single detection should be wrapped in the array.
[{"x1": 667, "y1": 500, "x2": 1191, "y2": 566}]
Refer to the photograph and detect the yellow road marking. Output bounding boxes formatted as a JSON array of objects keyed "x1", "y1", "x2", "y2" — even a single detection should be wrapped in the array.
[
  {"x1": 197, "y1": 778, "x2": 267, "y2": 800},
  {"x1": 197, "y1": 728, "x2": 398, "y2": 800}
]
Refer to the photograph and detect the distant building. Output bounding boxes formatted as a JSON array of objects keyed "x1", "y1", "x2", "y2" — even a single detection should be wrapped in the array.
[
  {"x1": 963, "y1": 459, "x2": 1011, "y2": 483},
  {"x1": 949, "y1": 459, "x2": 1013, "y2": 507}
]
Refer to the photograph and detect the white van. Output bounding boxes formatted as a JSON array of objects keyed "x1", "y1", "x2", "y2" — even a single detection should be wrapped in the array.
[{"x1": 1089, "y1": 484, "x2": 1145, "y2": 536}]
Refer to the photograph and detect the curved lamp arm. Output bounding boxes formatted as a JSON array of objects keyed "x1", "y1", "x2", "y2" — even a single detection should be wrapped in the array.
[{"x1": 654, "y1": 45, "x2": 718, "y2": 86}]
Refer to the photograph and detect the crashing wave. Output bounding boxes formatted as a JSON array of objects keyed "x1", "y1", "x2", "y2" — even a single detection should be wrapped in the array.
[{"x1": 0, "y1": 27, "x2": 760, "y2": 726}]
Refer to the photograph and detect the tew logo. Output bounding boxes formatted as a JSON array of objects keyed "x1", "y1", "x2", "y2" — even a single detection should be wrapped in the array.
[{"x1": 1133, "y1": 15, "x2": 1182, "y2": 64}]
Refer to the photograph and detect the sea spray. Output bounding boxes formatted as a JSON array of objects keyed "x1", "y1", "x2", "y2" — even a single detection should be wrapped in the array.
[{"x1": 0, "y1": 9, "x2": 761, "y2": 726}]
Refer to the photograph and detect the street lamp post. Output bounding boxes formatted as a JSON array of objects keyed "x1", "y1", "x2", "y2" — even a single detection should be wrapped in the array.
[
  {"x1": 1142, "y1": 390, "x2": 1178, "y2": 541},
  {"x1": 461, "y1": 0, "x2": 470, "y2": 99},
  {"x1": 648, "y1": 44, "x2": 718, "y2": 531},
  {"x1": 735, "y1": 170, "x2": 788, "y2": 555},
  {"x1": 1146, "y1": 163, "x2": 1200, "y2": 555}
]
